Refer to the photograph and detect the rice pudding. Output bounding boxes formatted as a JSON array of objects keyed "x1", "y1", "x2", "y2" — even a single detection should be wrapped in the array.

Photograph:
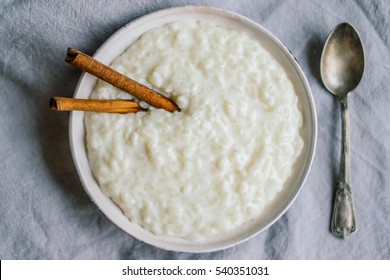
[{"x1": 85, "y1": 20, "x2": 304, "y2": 240}]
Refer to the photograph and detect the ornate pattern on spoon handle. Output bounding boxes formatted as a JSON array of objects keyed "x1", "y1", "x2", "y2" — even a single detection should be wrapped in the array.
[{"x1": 331, "y1": 97, "x2": 356, "y2": 239}]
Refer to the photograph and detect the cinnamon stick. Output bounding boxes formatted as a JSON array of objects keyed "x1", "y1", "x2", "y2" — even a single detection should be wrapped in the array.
[
  {"x1": 65, "y1": 48, "x2": 180, "y2": 112},
  {"x1": 50, "y1": 97, "x2": 146, "y2": 114}
]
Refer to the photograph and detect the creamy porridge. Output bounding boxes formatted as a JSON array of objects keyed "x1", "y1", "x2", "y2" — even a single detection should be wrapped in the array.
[{"x1": 85, "y1": 20, "x2": 304, "y2": 240}]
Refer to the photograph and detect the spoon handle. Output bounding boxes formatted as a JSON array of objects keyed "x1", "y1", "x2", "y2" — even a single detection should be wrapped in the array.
[{"x1": 331, "y1": 97, "x2": 356, "y2": 239}]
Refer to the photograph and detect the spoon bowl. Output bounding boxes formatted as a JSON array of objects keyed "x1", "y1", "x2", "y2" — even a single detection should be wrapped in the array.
[
  {"x1": 321, "y1": 23, "x2": 365, "y2": 99},
  {"x1": 320, "y1": 22, "x2": 365, "y2": 239}
]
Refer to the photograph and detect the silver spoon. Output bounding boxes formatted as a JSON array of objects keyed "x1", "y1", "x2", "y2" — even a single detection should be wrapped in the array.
[{"x1": 320, "y1": 23, "x2": 365, "y2": 239}]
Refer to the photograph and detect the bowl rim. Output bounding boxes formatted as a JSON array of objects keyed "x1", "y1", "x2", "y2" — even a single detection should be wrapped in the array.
[{"x1": 69, "y1": 5, "x2": 317, "y2": 253}]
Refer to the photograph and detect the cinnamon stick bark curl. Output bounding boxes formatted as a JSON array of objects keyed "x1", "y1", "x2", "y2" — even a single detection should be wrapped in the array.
[
  {"x1": 65, "y1": 48, "x2": 180, "y2": 112},
  {"x1": 50, "y1": 97, "x2": 145, "y2": 114}
]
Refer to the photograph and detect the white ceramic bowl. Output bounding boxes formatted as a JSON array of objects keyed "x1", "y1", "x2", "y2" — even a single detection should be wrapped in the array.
[{"x1": 69, "y1": 6, "x2": 317, "y2": 253}]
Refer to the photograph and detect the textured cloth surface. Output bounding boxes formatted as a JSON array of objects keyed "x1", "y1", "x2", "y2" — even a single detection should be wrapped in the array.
[{"x1": 1, "y1": 0, "x2": 389, "y2": 259}]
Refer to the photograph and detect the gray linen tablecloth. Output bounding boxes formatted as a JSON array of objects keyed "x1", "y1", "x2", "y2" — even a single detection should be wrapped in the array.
[{"x1": 1, "y1": 0, "x2": 389, "y2": 259}]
